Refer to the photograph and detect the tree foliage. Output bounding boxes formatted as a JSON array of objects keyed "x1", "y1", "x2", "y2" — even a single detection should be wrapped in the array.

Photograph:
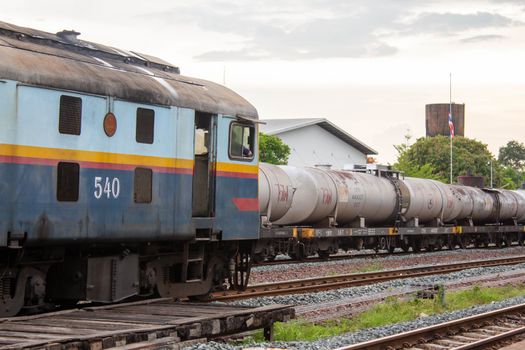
[
  {"x1": 498, "y1": 140, "x2": 525, "y2": 189},
  {"x1": 259, "y1": 133, "x2": 291, "y2": 165},
  {"x1": 393, "y1": 142, "x2": 446, "y2": 182},
  {"x1": 393, "y1": 136, "x2": 504, "y2": 186},
  {"x1": 499, "y1": 140, "x2": 525, "y2": 170}
]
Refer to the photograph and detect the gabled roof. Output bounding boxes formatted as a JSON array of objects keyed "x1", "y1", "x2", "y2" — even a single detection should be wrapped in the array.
[{"x1": 260, "y1": 118, "x2": 377, "y2": 155}]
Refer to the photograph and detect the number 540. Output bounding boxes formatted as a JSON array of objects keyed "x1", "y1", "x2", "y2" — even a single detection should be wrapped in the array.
[{"x1": 94, "y1": 176, "x2": 120, "y2": 199}]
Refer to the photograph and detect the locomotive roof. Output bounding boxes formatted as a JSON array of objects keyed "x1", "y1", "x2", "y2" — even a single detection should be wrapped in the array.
[{"x1": 0, "y1": 21, "x2": 258, "y2": 119}]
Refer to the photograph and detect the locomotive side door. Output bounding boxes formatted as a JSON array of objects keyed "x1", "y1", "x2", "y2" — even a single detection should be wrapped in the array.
[{"x1": 192, "y1": 112, "x2": 217, "y2": 218}]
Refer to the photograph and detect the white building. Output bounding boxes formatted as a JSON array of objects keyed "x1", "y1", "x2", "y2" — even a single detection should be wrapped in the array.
[{"x1": 260, "y1": 118, "x2": 377, "y2": 169}]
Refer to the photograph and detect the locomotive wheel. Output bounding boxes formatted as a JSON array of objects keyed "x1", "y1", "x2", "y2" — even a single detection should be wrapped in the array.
[
  {"x1": 229, "y1": 250, "x2": 251, "y2": 291},
  {"x1": 0, "y1": 267, "x2": 46, "y2": 318}
]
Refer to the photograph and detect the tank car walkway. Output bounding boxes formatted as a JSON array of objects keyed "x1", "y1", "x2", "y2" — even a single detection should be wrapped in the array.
[{"x1": 0, "y1": 298, "x2": 294, "y2": 350}]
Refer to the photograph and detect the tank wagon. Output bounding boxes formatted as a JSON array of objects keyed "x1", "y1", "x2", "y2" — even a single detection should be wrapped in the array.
[
  {"x1": 256, "y1": 163, "x2": 525, "y2": 261},
  {"x1": 0, "y1": 22, "x2": 259, "y2": 316}
]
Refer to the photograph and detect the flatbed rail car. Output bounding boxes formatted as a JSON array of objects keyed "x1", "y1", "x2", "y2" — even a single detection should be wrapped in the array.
[{"x1": 257, "y1": 224, "x2": 525, "y2": 261}]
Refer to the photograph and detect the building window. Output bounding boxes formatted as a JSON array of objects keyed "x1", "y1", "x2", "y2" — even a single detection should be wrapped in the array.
[
  {"x1": 59, "y1": 95, "x2": 82, "y2": 135},
  {"x1": 57, "y1": 162, "x2": 79, "y2": 202},
  {"x1": 229, "y1": 123, "x2": 255, "y2": 160},
  {"x1": 134, "y1": 167, "x2": 152, "y2": 203},
  {"x1": 136, "y1": 108, "x2": 154, "y2": 144}
]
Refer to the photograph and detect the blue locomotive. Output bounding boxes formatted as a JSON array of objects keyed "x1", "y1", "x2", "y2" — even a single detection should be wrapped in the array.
[{"x1": 0, "y1": 21, "x2": 259, "y2": 316}]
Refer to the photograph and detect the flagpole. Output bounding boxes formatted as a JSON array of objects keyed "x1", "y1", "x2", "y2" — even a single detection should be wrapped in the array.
[{"x1": 449, "y1": 73, "x2": 453, "y2": 184}]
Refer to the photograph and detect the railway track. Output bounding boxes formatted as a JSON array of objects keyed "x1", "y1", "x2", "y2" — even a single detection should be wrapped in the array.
[
  {"x1": 334, "y1": 302, "x2": 525, "y2": 350},
  {"x1": 255, "y1": 245, "x2": 524, "y2": 267},
  {"x1": 212, "y1": 255, "x2": 525, "y2": 301}
]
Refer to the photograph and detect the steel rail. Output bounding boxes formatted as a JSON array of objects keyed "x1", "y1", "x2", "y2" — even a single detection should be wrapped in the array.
[
  {"x1": 255, "y1": 244, "x2": 521, "y2": 267},
  {"x1": 212, "y1": 255, "x2": 525, "y2": 301},
  {"x1": 333, "y1": 302, "x2": 525, "y2": 350}
]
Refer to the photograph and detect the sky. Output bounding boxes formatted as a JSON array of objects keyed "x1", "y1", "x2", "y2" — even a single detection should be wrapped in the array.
[{"x1": 3, "y1": 0, "x2": 525, "y2": 163}]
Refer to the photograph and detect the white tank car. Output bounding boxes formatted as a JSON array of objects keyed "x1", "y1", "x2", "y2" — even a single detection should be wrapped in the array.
[
  {"x1": 259, "y1": 163, "x2": 525, "y2": 227},
  {"x1": 399, "y1": 177, "x2": 444, "y2": 224},
  {"x1": 258, "y1": 163, "x2": 294, "y2": 223},
  {"x1": 495, "y1": 189, "x2": 519, "y2": 222},
  {"x1": 262, "y1": 165, "x2": 338, "y2": 225},
  {"x1": 513, "y1": 189, "x2": 525, "y2": 222},
  {"x1": 325, "y1": 170, "x2": 397, "y2": 225},
  {"x1": 428, "y1": 180, "x2": 466, "y2": 223},
  {"x1": 450, "y1": 185, "x2": 475, "y2": 220}
]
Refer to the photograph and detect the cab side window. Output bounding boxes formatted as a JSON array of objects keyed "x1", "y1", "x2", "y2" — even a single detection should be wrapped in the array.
[{"x1": 229, "y1": 123, "x2": 255, "y2": 160}]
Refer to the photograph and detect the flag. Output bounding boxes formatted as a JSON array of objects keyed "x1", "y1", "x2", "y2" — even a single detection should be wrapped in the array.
[{"x1": 448, "y1": 112, "x2": 455, "y2": 138}]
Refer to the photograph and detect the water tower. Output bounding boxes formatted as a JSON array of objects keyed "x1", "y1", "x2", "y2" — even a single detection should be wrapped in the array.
[{"x1": 425, "y1": 103, "x2": 465, "y2": 137}]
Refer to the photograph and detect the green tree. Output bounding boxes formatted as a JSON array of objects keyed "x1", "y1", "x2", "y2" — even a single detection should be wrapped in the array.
[
  {"x1": 499, "y1": 140, "x2": 525, "y2": 170},
  {"x1": 393, "y1": 141, "x2": 446, "y2": 182},
  {"x1": 394, "y1": 135, "x2": 504, "y2": 186},
  {"x1": 498, "y1": 140, "x2": 525, "y2": 189},
  {"x1": 259, "y1": 133, "x2": 291, "y2": 165}
]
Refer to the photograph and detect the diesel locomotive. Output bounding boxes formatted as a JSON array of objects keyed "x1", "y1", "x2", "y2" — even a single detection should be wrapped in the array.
[
  {"x1": 0, "y1": 21, "x2": 259, "y2": 316},
  {"x1": 1, "y1": 22, "x2": 524, "y2": 317}
]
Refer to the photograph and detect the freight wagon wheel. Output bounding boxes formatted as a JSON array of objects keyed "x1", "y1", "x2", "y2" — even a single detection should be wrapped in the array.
[
  {"x1": 411, "y1": 239, "x2": 422, "y2": 253},
  {"x1": 318, "y1": 250, "x2": 330, "y2": 260},
  {"x1": 229, "y1": 250, "x2": 251, "y2": 291},
  {"x1": 504, "y1": 235, "x2": 512, "y2": 247},
  {"x1": 457, "y1": 236, "x2": 467, "y2": 249},
  {"x1": 387, "y1": 237, "x2": 396, "y2": 254},
  {"x1": 446, "y1": 236, "x2": 456, "y2": 250}
]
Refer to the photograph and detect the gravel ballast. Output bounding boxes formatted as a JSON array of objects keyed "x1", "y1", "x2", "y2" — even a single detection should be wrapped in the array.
[
  {"x1": 185, "y1": 262, "x2": 525, "y2": 350},
  {"x1": 250, "y1": 247, "x2": 525, "y2": 284},
  {"x1": 185, "y1": 295, "x2": 525, "y2": 350},
  {"x1": 238, "y1": 263, "x2": 525, "y2": 307}
]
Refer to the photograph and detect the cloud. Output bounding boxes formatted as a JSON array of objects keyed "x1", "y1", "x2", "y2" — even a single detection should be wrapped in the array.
[
  {"x1": 406, "y1": 11, "x2": 514, "y2": 36},
  {"x1": 460, "y1": 34, "x2": 505, "y2": 43},
  {"x1": 138, "y1": 1, "x2": 522, "y2": 61}
]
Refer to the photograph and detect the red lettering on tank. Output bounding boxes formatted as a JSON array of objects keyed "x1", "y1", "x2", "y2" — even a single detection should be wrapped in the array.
[
  {"x1": 277, "y1": 184, "x2": 288, "y2": 202},
  {"x1": 321, "y1": 188, "x2": 332, "y2": 205}
]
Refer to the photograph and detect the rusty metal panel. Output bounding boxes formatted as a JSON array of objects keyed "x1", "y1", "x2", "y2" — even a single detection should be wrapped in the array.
[
  {"x1": 458, "y1": 175, "x2": 484, "y2": 188},
  {"x1": 425, "y1": 103, "x2": 464, "y2": 137}
]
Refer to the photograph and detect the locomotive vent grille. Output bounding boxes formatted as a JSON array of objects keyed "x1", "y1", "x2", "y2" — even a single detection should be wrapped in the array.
[{"x1": 59, "y1": 95, "x2": 82, "y2": 135}]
